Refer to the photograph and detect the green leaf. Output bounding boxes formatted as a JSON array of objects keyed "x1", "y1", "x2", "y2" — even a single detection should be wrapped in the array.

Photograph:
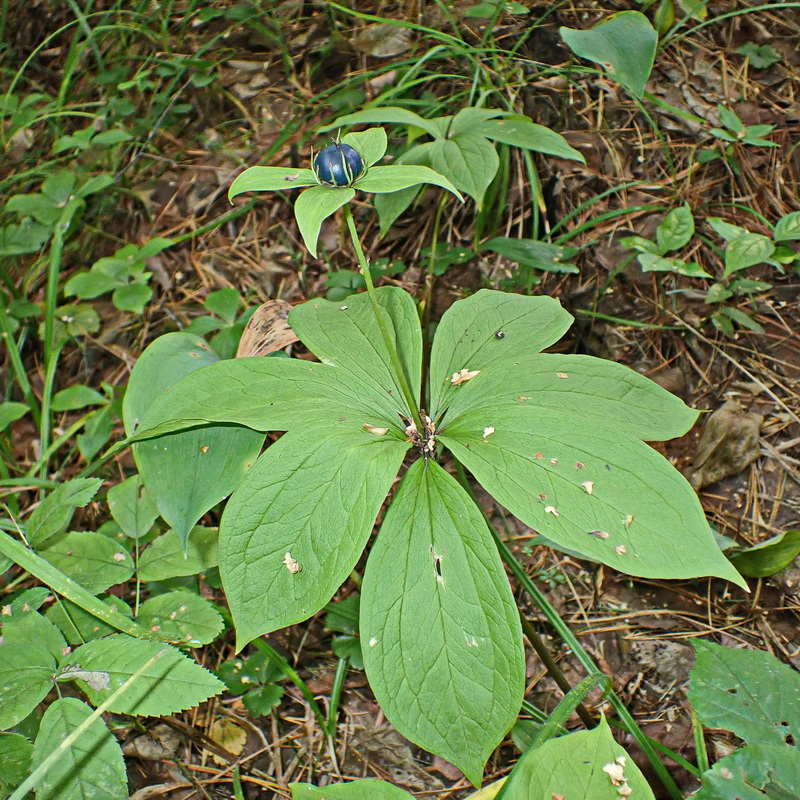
[
  {"x1": 730, "y1": 530, "x2": 800, "y2": 578},
  {"x1": 319, "y1": 107, "x2": 442, "y2": 139},
  {"x1": 774, "y1": 211, "x2": 800, "y2": 242},
  {"x1": 439, "y1": 418, "x2": 746, "y2": 585},
  {"x1": 25, "y1": 478, "x2": 103, "y2": 547},
  {"x1": 221, "y1": 424, "x2": 408, "y2": 648},
  {"x1": 289, "y1": 286, "x2": 421, "y2": 422},
  {"x1": 501, "y1": 717, "x2": 655, "y2": 800},
  {"x1": 125, "y1": 332, "x2": 265, "y2": 548},
  {"x1": 356, "y1": 164, "x2": 463, "y2": 199},
  {"x1": 0, "y1": 606, "x2": 67, "y2": 663},
  {"x1": 135, "y1": 590, "x2": 223, "y2": 646},
  {"x1": 689, "y1": 639, "x2": 800, "y2": 748},
  {"x1": 695, "y1": 744, "x2": 800, "y2": 800},
  {"x1": 373, "y1": 144, "x2": 433, "y2": 235},
  {"x1": 46, "y1": 596, "x2": 133, "y2": 645},
  {"x1": 0, "y1": 402, "x2": 28, "y2": 433},
  {"x1": 32, "y1": 697, "x2": 127, "y2": 800},
  {"x1": 107, "y1": 474, "x2": 159, "y2": 540},
  {"x1": 0, "y1": 643, "x2": 55, "y2": 729},
  {"x1": 112, "y1": 281, "x2": 152, "y2": 314},
  {"x1": 204, "y1": 287, "x2": 240, "y2": 323},
  {"x1": 707, "y1": 217, "x2": 747, "y2": 242},
  {"x1": 291, "y1": 779, "x2": 413, "y2": 799},
  {"x1": 294, "y1": 184, "x2": 355, "y2": 257},
  {"x1": 63, "y1": 634, "x2": 223, "y2": 715},
  {"x1": 428, "y1": 290, "x2": 572, "y2": 420},
  {"x1": 724, "y1": 233, "x2": 775, "y2": 276},
  {"x1": 430, "y1": 133, "x2": 499, "y2": 208},
  {"x1": 482, "y1": 237, "x2": 579, "y2": 274},
  {"x1": 243, "y1": 683, "x2": 284, "y2": 716},
  {"x1": 449, "y1": 107, "x2": 506, "y2": 135},
  {"x1": 138, "y1": 526, "x2": 219, "y2": 581},
  {"x1": 341, "y1": 127, "x2": 387, "y2": 167},
  {"x1": 51, "y1": 385, "x2": 106, "y2": 411},
  {"x1": 361, "y1": 459, "x2": 524, "y2": 786},
  {"x1": 228, "y1": 167, "x2": 317, "y2": 200},
  {"x1": 560, "y1": 11, "x2": 657, "y2": 98},
  {"x1": 714, "y1": 306, "x2": 764, "y2": 333},
  {"x1": 637, "y1": 252, "x2": 712, "y2": 278},
  {"x1": 38, "y1": 531, "x2": 135, "y2": 594},
  {"x1": 474, "y1": 117, "x2": 586, "y2": 163},
  {"x1": 657, "y1": 205, "x2": 694, "y2": 252},
  {"x1": 0, "y1": 732, "x2": 32, "y2": 800},
  {"x1": 75, "y1": 172, "x2": 114, "y2": 199}
]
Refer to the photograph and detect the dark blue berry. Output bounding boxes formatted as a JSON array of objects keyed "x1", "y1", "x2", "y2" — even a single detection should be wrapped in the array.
[{"x1": 314, "y1": 143, "x2": 364, "y2": 186}]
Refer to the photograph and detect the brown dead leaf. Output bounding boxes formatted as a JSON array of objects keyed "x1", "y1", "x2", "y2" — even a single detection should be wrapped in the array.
[{"x1": 236, "y1": 299, "x2": 298, "y2": 357}]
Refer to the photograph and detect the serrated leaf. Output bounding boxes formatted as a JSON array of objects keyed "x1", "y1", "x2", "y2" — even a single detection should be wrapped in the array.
[
  {"x1": 689, "y1": 639, "x2": 800, "y2": 748},
  {"x1": 729, "y1": 530, "x2": 800, "y2": 577},
  {"x1": 724, "y1": 233, "x2": 776, "y2": 275},
  {"x1": 38, "y1": 531, "x2": 134, "y2": 594},
  {"x1": 135, "y1": 590, "x2": 223, "y2": 646},
  {"x1": 501, "y1": 716, "x2": 655, "y2": 800},
  {"x1": 25, "y1": 478, "x2": 103, "y2": 548},
  {"x1": 695, "y1": 744, "x2": 800, "y2": 800},
  {"x1": 294, "y1": 184, "x2": 355, "y2": 257},
  {"x1": 560, "y1": 11, "x2": 657, "y2": 98},
  {"x1": 318, "y1": 107, "x2": 442, "y2": 139},
  {"x1": 357, "y1": 164, "x2": 463, "y2": 199},
  {"x1": 428, "y1": 290, "x2": 572, "y2": 419},
  {"x1": 474, "y1": 117, "x2": 586, "y2": 163},
  {"x1": 439, "y1": 421, "x2": 745, "y2": 586},
  {"x1": 0, "y1": 643, "x2": 55, "y2": 729},
  {"x1": 46, "y1": 596, "x2": 133, "y2": 645},
  {"x1": 429, "y1": 134, "x2": 498, "y2": 208},
  {"x1": 0, "y1": 732, "x2": 32, "y2": 800},
  {"x1": 289, "y1": 286, "x2": 421, "y2": 423},
  {"x1": 32, "y1": 697, "x2": 126, "y2": 800},
  {"x1": 228, "y1": 167, "x2": 317, "y2": 200},
  {"x1": 221, "y1": 424, "x2": 408, "y2": 648},
  {"x1": 361, "y1": 459, "x2": 524, "y2": 786},
  {"x1": 291, "y1": 779, "x2": 413, "y2": 799},
  {"x1": 774, "y1": 211, "x2": 800, "y2": 242},
  {"x1": 657, "y1": 205, "x2": 694, "y2": 252},
  {"x1": 64, "y1": 634, "x2": 223, "y2": 715},
  {"x1": 138, "y1": 526, "x2": 219, "y2": 581},
  {"x1": 107, "y1": 474, "x2": 159, "y2": 540}
]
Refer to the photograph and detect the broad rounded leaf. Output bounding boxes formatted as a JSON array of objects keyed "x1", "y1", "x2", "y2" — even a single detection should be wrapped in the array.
[
  {"x1": 356, "y1": 164, "x2": 463, "y2": 199},
  {"x1": 0, "y1": 643, "x2": 55, "y2": 729},
  {"x1": 138, "y1": 526, "x2": 219, "y2": 581},
  {"x1": 228, "y1": 167, "x2": 317, "y2": 200},
  {"x1": 291, "y1": 780, "x2": 412, "y2": 799},
  {"x1": 107, "y1": 474, "x2": 159, "y2": 540},
  {"x1": 430, "y1": 134, "x2": 498, "y2": 207},
  {"x1": 428, "y1": 290, "x2": 572, "y2": 419},
  {"x1": 474, "y1": 118, "x2": 586, "y2": 163},
  {"x1": 695, "y1": 744, "x2": 800, "y2": 800},
  {"x1": 657, "y1": 205, "x2": 695, "y2": 252},
  {"x1": 724, "y1": 233, "x2": 775, "y2": 276},
  {"x1": 0, "y1": 732, "x2": 32, "y2": 797},
  {"x1": 64, "y1": 634, "x2": 223, "y2": 715},
  {"x1": 221, "y1": 424, "x2": 408, "y2": 648},
  {"x1": 294, "y1": 184, "x2": 355, "y2": 257},
  {"x1": 361, "y1": 459, "x2": 525, "y2": 786},
  {"x1": 47, "y1": 597, "x2": 133, "y2": 646},
  {"x1": 774, "y1": 210, "x2": 800, "y2": 242},
  {"x1": 560, "y1": 11, "x2": 657, "y2": 98},
  {"x1": 32, "y1": 697, "x2": 126, "y2": 800},
  {"x1": 318, "y1": 107, "x2": 442, "y2": 139},
  {"x1": 729, "y1": 529, "x2": 800, "y2": 577},
  {"x1": 341, "y1": 127, "x2": 387, "y2": 168},
  {"x1": 135, "y1": 591, "x2": 223, "y2": 646},
  {"x1": 0, "y1": 401, "x2": 29, "y2": 433},
  {"x1": 25, "y1": 477, "x2": 102, "y2": 548}
]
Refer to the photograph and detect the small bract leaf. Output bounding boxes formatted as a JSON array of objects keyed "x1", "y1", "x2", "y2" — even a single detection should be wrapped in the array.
[
  {"x1": 356, "y1": 164, "x2": 463, "y2": 199},
  {"x1": 228, "y1": 167, "x2": 317, "y2": 200},
  {"x1": 294, "y1": 184, "x2": 355, "y2": 257},
  {"x1": 341, "y1": 127, "x2": 387, "y2": 168}
]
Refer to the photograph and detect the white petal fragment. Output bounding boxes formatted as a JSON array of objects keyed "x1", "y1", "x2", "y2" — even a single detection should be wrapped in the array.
[
  {"x1": 544, "y1": 505, "x2": 559, "y2": 516},
  {"x1": 483, "y1": 426, "x2": 495, "y2": 440},
  {"x1": 363, "y1": 422, "x2": 389, "y2": 435},
  {"x1": 557, "y1": 372, "x2": 569, "y2": 379},
  {"x1": 282, "y1": 552, "x2": 302, "y2": 574},
  {"x1": 581, "y1": 480, "x2": 594, "y2": 495},
  {"x1": 451, "y1": 368, "x2": 481, "y2": 385}
]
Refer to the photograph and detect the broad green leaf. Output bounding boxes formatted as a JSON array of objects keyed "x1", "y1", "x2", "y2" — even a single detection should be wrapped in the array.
[
  {"x1": 25, "y1": 478, "x2": 103, "y2": 547},
  {"x1": 689, "y1": 639, "x2": 800, "y2": 748},
  {"x1": 46, "y1": 596, "x2": 133, "y2": 645},
  {"x1": 714, "y1": 306, "x2": 764, "y2": 333},
  {"x1": 38, "y1": 531, "x2": 134, "y2": 594},
  {"x1": 774, "y1": 211, "x2": 800, "y2": 242},
  {"x1": 342, "y1": 127, "x2": 387, "y2": 167},
  {"x1": 0, "y1": 401, "x2": 28, "y2": 433},
  {"x1": 428, "y1": 290, "x2": 572, "y2": 419},
  {"x1": 75, "y1": 172, "x2": 114, "y2": 199},
  {"x1": 441, "y1": 353, "x2": 698, "y2": 442},
  {"x1": 372, "y1": 143, "x2": 434, "y2": 235},
  {"x1": 483, "y1": 237, "x2": 579, "y2": 274},
  {"x1": 449, "y1": 107, "x2": 506, "y2": 135},
  {"x1": 708, "y1": 217, "x2": 747, "y2": 242},
  {"x1": 695, "y1": 744, "x2": 800, "y2": 800},
  {"x1": 294, "y1": 184, "x2": 355, "y2": 256},
  {"x1": 113, "y1": 282, "x2": 152, "y2": 314},
  {"x1": 291, "y1": 780, "x2": 413, "y2": 799},
  {"x1": 289, "y1": 286, "x2": 422, "y2": 422},
  {"x1": 560, "y1": 11, "x2": 657, "y2": 98},
  {"x1": 361, "y1": 459, "x2": 524, "y2": 786},
  {"x1": 474, "y1": 118, "x2": 586, "y2": 163},
  {"x1": 356, "y1": 164, "x2": 463, "y2": 199},
  {"x1": 430, "y1": 134, "x2": 499, "y2": 208},
  {"x1": 222, "y1": 424, "x2": 408, "y2": 648},
  {"x1": 0, "y1": 732, "x2": 32, "y2": 800},
  {"x1": 439, "y1": 422, "x2": 746, "y2": 586},
  {"x1": 657, "y1": 205, "x2": 694, "y2": 252},
  {"x1": 729, "y1": 529, "x2": 800, "y2": 577},
  {"x1": 228, "y1": 167, "x2": 317, "y2": 200},
  {"x1": 637, "y1": 252, "x2": 713, "y2": 278},
  {"x1": 724, "y1": 233, "x2": 775, "y2": 275},
  {"x1": 138, "y1": 526, "x2": 219, "y2": 581},
  {"x1": 64, "y1": 634, "x2": 223, "y2": 715},
  {"x1": 0, "y1": 606, "x2": 67, "y2": 663},
  {"x1": 318, "y1": 107, "x2": 442, "y2": 139},
  {"x1": 107, "y1": 474, "x2": 159, "y2": 539},
  {"x1": 717, "y1": 104, "x2": 745, "y2": 135},
  {"x1": 32, "y1": 697, "x2": 126, "y2": 800},
  {"x1": 135, "y1": 590, "x2": 223, "y2": 646},
  {"x1": 125, "y1": 332, "x2": 265, "y2": 548},
  {"x1": 0, "y1": 643, "x2": 55, "y2": 729},
  {"x1": 501, "y1": 717, "x2": 655, "y2": 800},
  {"x1": 50, "y1": 385, "x2": 106, "y2": 411}
]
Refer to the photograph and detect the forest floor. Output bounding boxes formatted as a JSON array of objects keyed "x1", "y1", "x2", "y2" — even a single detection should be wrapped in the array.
[{"x1": 3, "y1": 1, "x2": 800, "y2": 798}]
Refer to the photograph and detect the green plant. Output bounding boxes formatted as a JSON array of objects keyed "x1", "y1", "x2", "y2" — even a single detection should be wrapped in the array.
[{"x1": 124, "y1": 125, "x2": 744, "y2": 785}]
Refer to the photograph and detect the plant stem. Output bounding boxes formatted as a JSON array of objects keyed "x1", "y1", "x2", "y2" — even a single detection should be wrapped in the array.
[{"x1": 342, "y1": 204, "x2": 423, "y2": 434}]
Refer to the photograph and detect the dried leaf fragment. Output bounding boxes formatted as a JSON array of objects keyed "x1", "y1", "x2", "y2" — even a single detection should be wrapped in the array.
[
  {"x1": 483, "y1": 426, "x2": 495, "y2": 439},
  {"x1": 588, "y1": 530, "x2": 609, "y2": 539},
  {"x1": 363, "y1": 423, "x2": 389, "y2": 435},
  {"x1": 451, "y1": 368, "x2": 481, "y2": 385},
  {"x1": 557, "y1": 372, "x2": 569, "y2": 379},
  {"x1": 236, "y1": 299, "x2": 299, "y2": 357},
  {"x1": 581, "y1": 480, "x2": 594, "y2": 495},
  {"x1": 282, "y1": 552, "x2": 301, "y2": 574},
  {"x1": 544, "y1": 506, "x2": 559, "y2": 516}
]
